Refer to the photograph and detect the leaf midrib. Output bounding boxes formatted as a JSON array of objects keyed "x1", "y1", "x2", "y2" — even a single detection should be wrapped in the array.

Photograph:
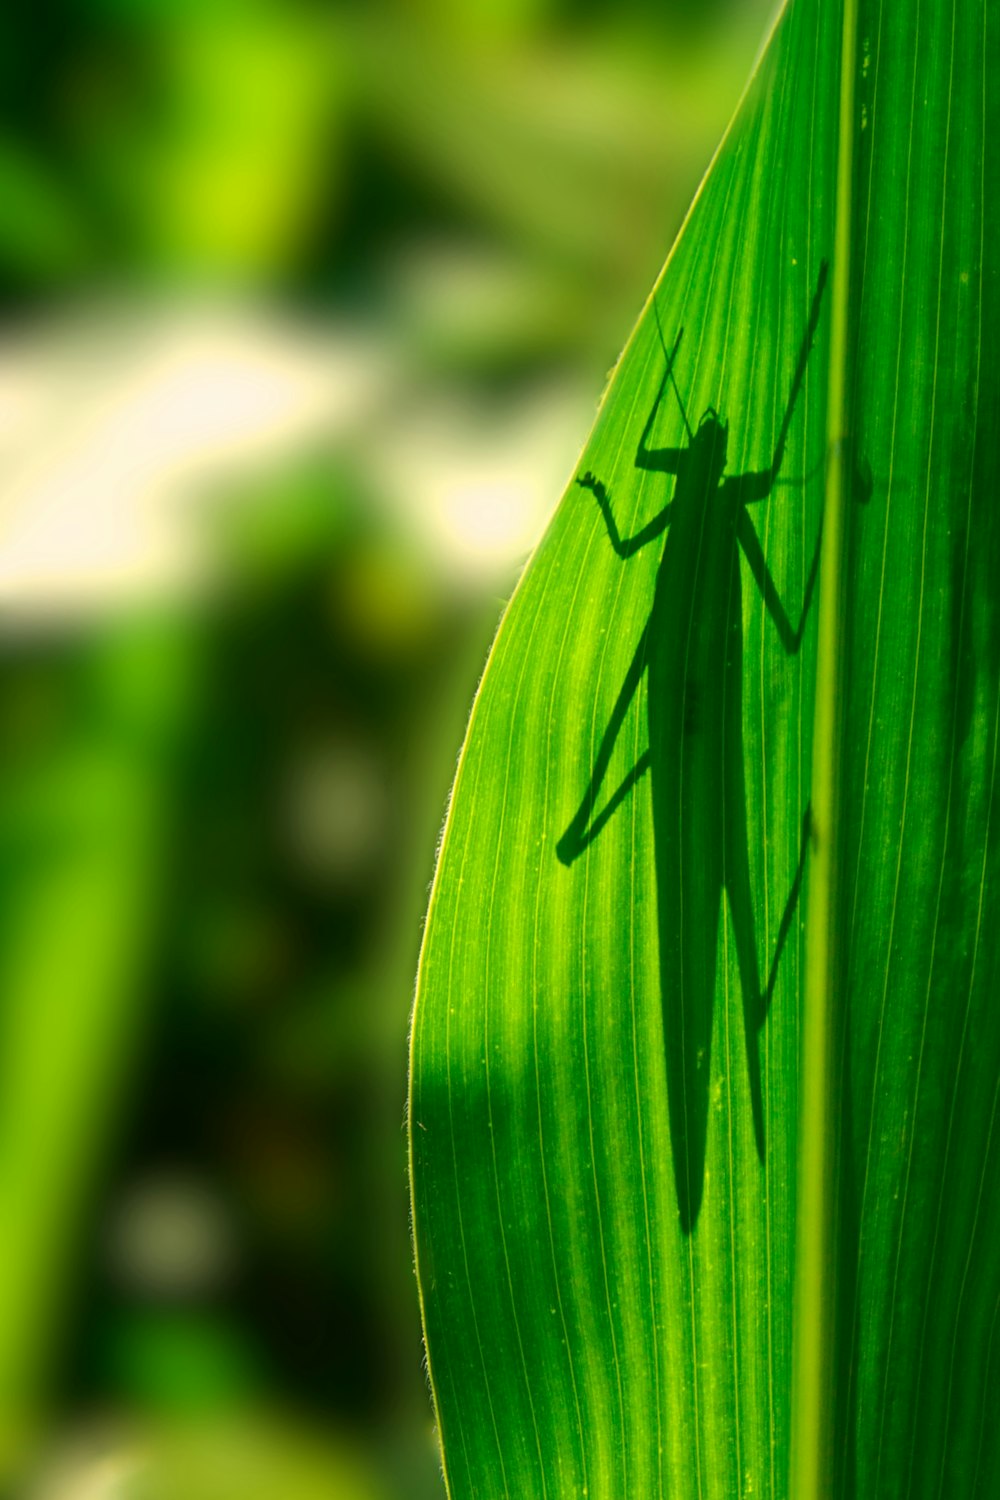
[{"x1": 790, "y1": 0, "x2": 859, "y2": 1492}]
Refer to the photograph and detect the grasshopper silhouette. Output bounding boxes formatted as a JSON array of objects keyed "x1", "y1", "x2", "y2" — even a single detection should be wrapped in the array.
[{"x1": 557, "y1": 262, "x2": 828, "y2": 1232}]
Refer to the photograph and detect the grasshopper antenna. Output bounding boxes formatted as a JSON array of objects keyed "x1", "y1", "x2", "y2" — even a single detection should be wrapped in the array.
[
  {"x1": 653, "y1": 297, "x2": 693, "y2": 441},
  {"x1": 773, "y1": 258, "x2": 830, "y2": 461}
]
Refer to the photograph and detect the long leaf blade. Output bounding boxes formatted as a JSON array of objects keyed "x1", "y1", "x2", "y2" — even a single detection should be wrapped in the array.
[
  {"x1": 412, "y1": 4, "x2": 837, "y2": 1494},
  {"x1": 409, "y1": 0, "x2": 1000, "y2": 1493}
]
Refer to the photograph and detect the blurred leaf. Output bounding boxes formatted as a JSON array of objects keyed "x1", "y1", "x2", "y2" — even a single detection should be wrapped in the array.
[
  {"x1": 80, "y1": 11, "x2": 345, "y2": 282},
  {"x1": 100, "y1": 1312, "x2": 260, "y2": 1415},
  {"x1": 130, "y1": 1414, "x2": 389, "y2": 1500},
  {"x1": 0, "y1": 140, "x2": 93, "y2": 281},
  {"x1": 355, "y1": 12, "x2": 773, "y2": 356},
  {"x1": 0, "y1": 623, "x2": 196, "y2": 1478},
  {"x1": 409, "y1": 1, "x2": 999, "y2": 1498}
]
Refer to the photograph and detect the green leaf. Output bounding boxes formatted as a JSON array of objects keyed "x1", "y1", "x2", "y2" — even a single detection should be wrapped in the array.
[
  {"x1": 409, "y1": 0, "x2": 1000, "y2": 1494},
  {"x1": 0, "y1": 624, "x2": 195, "y2": 1477}
]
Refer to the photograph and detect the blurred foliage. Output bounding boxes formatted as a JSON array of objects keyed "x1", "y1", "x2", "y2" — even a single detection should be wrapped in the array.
[
  {"x1": 0, "y1": 0, "x2": 772, "y2": 366},
  {"x1": 0, "y1": 0, "x2": 774, "y2": 1493}
]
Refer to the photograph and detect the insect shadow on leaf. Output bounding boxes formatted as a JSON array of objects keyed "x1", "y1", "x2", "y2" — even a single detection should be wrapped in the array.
[{"x1": 557, "y1": 261, "x2": 829, "y2": 1233}]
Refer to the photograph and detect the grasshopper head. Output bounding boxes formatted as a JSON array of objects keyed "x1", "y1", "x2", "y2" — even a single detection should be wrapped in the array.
[{"x1": 695, "y1": 407, "x2": 729, "y2": 477}]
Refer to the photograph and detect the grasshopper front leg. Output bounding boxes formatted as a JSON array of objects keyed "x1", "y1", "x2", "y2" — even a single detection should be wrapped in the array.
[{"x1": 578, "y1": 472, "x2": 672, "y2": 558}]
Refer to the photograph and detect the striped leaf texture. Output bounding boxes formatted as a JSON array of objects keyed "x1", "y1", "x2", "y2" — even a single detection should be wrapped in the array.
[{"x1": 408, "y1": 0, "x2": 1000, "y2": 1494}]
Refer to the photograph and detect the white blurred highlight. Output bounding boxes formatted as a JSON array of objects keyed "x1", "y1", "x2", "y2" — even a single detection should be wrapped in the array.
[
  {"x1": 106, "y1": 1176, "x2": 236, "y2": 1300},
  {"x1": 367, "y1": 377, "x2": 590, "y2": 583},
  {"x1": 0, "y1": 305, "x2": 387, "y2": 623},
  {"x1": 0, "y1": 297, "x2": 591, "y2": 626},
  {"x1": 28, "y1": 1436, "x2": 143, "y2": 1500}
]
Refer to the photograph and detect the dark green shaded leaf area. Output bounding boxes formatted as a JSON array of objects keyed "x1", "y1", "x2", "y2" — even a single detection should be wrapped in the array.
[{"x1": 409, "y1": 0, "x2": 1000, "y2": 1494}]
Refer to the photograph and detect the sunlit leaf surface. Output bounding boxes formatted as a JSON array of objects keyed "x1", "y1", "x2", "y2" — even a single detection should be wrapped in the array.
[{"x1": 409, "y1": 0, "x2": 1000, "y2": 1493}]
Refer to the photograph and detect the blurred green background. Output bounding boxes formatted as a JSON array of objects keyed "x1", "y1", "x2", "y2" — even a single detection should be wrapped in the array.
[{"x1": 0, "y1": 1, "x2": 774, "y2": 1494}]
